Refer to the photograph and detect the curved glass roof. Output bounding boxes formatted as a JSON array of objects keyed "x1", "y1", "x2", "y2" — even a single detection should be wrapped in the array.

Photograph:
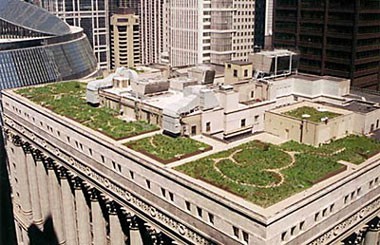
[{"x1": 0, "y1": 0, "x2": 70, "y2": 36}]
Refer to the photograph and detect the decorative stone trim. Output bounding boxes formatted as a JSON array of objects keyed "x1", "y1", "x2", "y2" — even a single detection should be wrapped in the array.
[{"x1": 309, "y1": 197, "x2": 380, "y2": 245}]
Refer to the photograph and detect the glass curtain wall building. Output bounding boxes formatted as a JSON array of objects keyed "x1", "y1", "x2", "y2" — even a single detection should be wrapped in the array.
[
  {"x1": 0, "y1": 0, "x2": 98, "y2": 90},
  {"x1": 39, "y1": 0, "x2": 109, "y2": 68}
]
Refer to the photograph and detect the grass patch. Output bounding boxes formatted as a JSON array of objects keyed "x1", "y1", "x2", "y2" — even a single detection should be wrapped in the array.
[
  {"x1": 281, "y1": 135, "x2": 380, "y2": 164},
  {"x1": 176, "y1": 140, "x2": 345, "y2": 207},
  {"x1": 284, "y1": 106, "x2": 341, "y2": 123},
  {"x1": 126, "y1": 134, "x2": 211, "y2": 163},
  {"x1": 16, "y1": 81, "x2": 158, "y2": 139}
]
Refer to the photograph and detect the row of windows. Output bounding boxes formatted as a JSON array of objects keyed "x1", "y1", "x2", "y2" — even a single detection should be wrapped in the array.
[
  {"x1": 280, "y1": 173, "x2": 380, "y2": 243},
  {"x1": 281, "y1": 220, "x2": 305, "y2": 242}
]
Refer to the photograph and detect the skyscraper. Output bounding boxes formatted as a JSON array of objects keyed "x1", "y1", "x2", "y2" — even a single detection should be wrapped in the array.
[
  {"x1": 166, "y1": 0, "x2": 255, "y2": 67},
  {"x1": 273, "y1": 0, "x2": 380, "y2": 90},
  {"x1": 110, "y1": 0, "x2": 166, "y2": 66},
  {"x1": 39, "y1": 0, "x2": 109, "y2": 68},
  {"x1": 110, "y1": 10, "x2": 141, "y2": 69}
]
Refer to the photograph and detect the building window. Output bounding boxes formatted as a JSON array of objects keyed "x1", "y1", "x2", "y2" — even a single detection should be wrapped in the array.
[
  {"x1": 300, "y1": 221, "x2": 305, "y2": 231},
  {"x1": 101, "y1": 155, "x2": 105, "y2": 163},
  {"x1": 241, "y1": 119, "x2": 246, "y2": 127},
  {"x1": 251, "y1": 91, "x2": 254, "y2": 98},
  {"x1": 169, "y1": 192, "x2": 174, "y2": 202},
  {"x1": 233, "y1": 226, "x2": 239, "y2": 238},
  {"x1": 146, "y1": 180, "x2": 151, "y2": 189},
  {"x1": 197, "y1": 207, "x2": 203, "y2": 217},
  {"x1": 206, "y1": 122, "x2": 211, "y2": 132},
  {"x1": 129, "y1": 171, "x2": 134, "y2": 179},
  {"x1": 242, "y1": 231, "x2": 249, "y2": 243},
  {"x1": 233, "y1": 69, "x2": 238, "y2": 77},
  {"x1": 314, "y1": 212, "x2": 319, "y2": 221},
  {"x1": 344, "y1": 195, "x2": 349, "y2": 204},
  {"x1": 161, "y1": 188, "x2": 166, "y2": 197},
  {"x1": 322, "y1": 208, "x2": 327, "y2": 217},
  {"x1": 254, "y1": 115, "x2": 259, "y2": 122},
  {"x1": 244, "y1": 69, "x2": 248, "y2": 77},
  {"x1": 208, "y1": 213, "x2": 214, "y2": 225},
  {"x1": 290, "y1": 226, "x2": 296, "y2": 236},
  {"x1": 330, "y1": 204, "x2": 335, "y2": 213},
  {"x1": 185, "y1": 201, "x2": 191, "y2": 211},
  {"x1": 281, "y1": 231, "x2": 287, "y2": 241}
]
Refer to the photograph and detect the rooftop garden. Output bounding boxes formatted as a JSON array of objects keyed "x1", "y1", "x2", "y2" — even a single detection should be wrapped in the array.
[
  {"x1": 175, "y1": 135, "x2": 380, "y2": 207},
  {"x1": 281, "y1": 135, "x2": 380, "y2": 165},
  {"x1": 16, "y1": 81, "x2": 158, "y2": 140},
  {"x1": 125, "y1": 134, "x2": 211, "y2": 164},
  {"x1": 284, "y1": 106, "x2": 342, "y2": 123}
]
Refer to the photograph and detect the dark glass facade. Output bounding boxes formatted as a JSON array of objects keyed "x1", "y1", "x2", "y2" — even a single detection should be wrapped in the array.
[
  {"x1": 273, "y1": 0, "x2": 380, "y2": 90},
  {"x1": 0, "y1": 0, "x2": 98, "y2": 90},
  {"x1": 39, "y1": 0, "x2": 109, "y2": 68},
  {"x1": 254, "y1": 0, "x2": 266, "y2": 48}
]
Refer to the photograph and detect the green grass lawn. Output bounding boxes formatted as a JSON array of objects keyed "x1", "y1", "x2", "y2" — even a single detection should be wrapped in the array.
[
  {"x1": 16, "y1": 81, "x2": 158, "y2": 139},
  {"x1": 176, "y1": 140, "x2": 347, "y2": 207},
  {"x1": 281, "y1": 135, "x2": 380, "y2": 164},
  {"x1": 284, "y1": 106, "x2": 341, "y2": 123},
  {"x1": 126, "y1": 134, "x2": 210, "y2": 163}
]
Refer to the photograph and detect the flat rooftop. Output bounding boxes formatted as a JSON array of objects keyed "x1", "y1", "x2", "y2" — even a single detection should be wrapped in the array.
[
  {"x1": 289, "y1": 73, "x2": 346, "y2": 83},
  {"x1": 12, "y1": 81, "x2": 380, "y2": 212}
]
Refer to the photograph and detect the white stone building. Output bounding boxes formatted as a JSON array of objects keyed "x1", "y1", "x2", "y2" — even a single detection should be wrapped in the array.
[{"x1": 166, "y1": 0, "x2": 255, "y2": 67}]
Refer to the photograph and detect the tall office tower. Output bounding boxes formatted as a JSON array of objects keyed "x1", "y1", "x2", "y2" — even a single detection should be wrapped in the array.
[
  {"x1": 254, "y1": 0, "x2": 274, "y2": 49},
  {"x1": 166, "y1": 0, "x2": 255, "y2": 67},
  {"x1": 110, "y1": 0, "x2": 165, "y2": 65},
  {"x1": 254, "y1": 0, "x2": 266, "y2": 48},
  {"x1": 273, "y1": 0, "x2": 380, "y2": 90},
  {"x1": 140, "y1": 0, "x2": 165, "y2": 64},
  {"x1": 40, "y1": 0, "x2": 109, "y2": 69},
  {"x1": 110, "y1": 11, "x2": 141, "y2": 69},
  {"x1": 264, "y1": 0, "x2": 273, "y2": 48}
]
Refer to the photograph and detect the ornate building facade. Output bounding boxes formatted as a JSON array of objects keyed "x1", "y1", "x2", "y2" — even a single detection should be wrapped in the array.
[{"x1": 2, "y1": 79, "x2": 380, "y2": 244}]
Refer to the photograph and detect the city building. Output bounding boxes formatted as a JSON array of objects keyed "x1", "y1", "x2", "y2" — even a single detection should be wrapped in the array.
[
  {"x1": 110, "y1": 10, "x2": 140, "y2": 69},
  {"x1": 166, "y1": 0, "x2": 255, "y2": 67},
  {"x1": 3, "y1": 49, "x2": 380, "y2": 245},
  {"x1": 273, "y1": 0, "x2": 380, "y2": 90},
  {"x1": 110, "y1": 0, "x2": 166, "y2": 66},
  {"x1": 264, "y1": 0, "x2": 273, "y2": 48},
  {"x1": 39, "y1": 0, "x2": 109, "y2": 68},
  {"x1": 140, "y1": 0, "x2": 165, "y2": 65},
  {"x1": 0, "y1": 1, "x2": 98, "y2": 244},
  {"x1": 0, "y1": 0, "x2": 98, "y2": 90}
]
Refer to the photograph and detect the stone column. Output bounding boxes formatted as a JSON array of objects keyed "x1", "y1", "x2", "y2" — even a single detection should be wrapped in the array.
[
  {"x1": 108, "y1": 202, "x2": 124, "y2": 245},
  {"x1": 14, "y1": 139, "x2": 32, "y2": 218},
  {"x1": 34, "y1": 152, "x2": 50, "y2": 220},
  {"x1": 24, "y1": 147, "x2": 42, "y2": 225},
  {"x1": 60, "y1": 169, "x2": 78, "y2": 245},
  {"x1": 90, "y1": 189, "x2": 107, "y2": 245},
  {"x1": 46, "y1": 159, "x2": 65, "y2": 244},
  {"x1": 364, "y1": 224, "x2": 380, "y2": 245},
  {"x1": 130, "y1": 217, "x2": 143, "y2": 245},
  {"x1": 74, "y1": 178, "x2": 91, "y2": 245},
  {"x1": 22, "y1": 228, "x2": 29, "y2": 245}
]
